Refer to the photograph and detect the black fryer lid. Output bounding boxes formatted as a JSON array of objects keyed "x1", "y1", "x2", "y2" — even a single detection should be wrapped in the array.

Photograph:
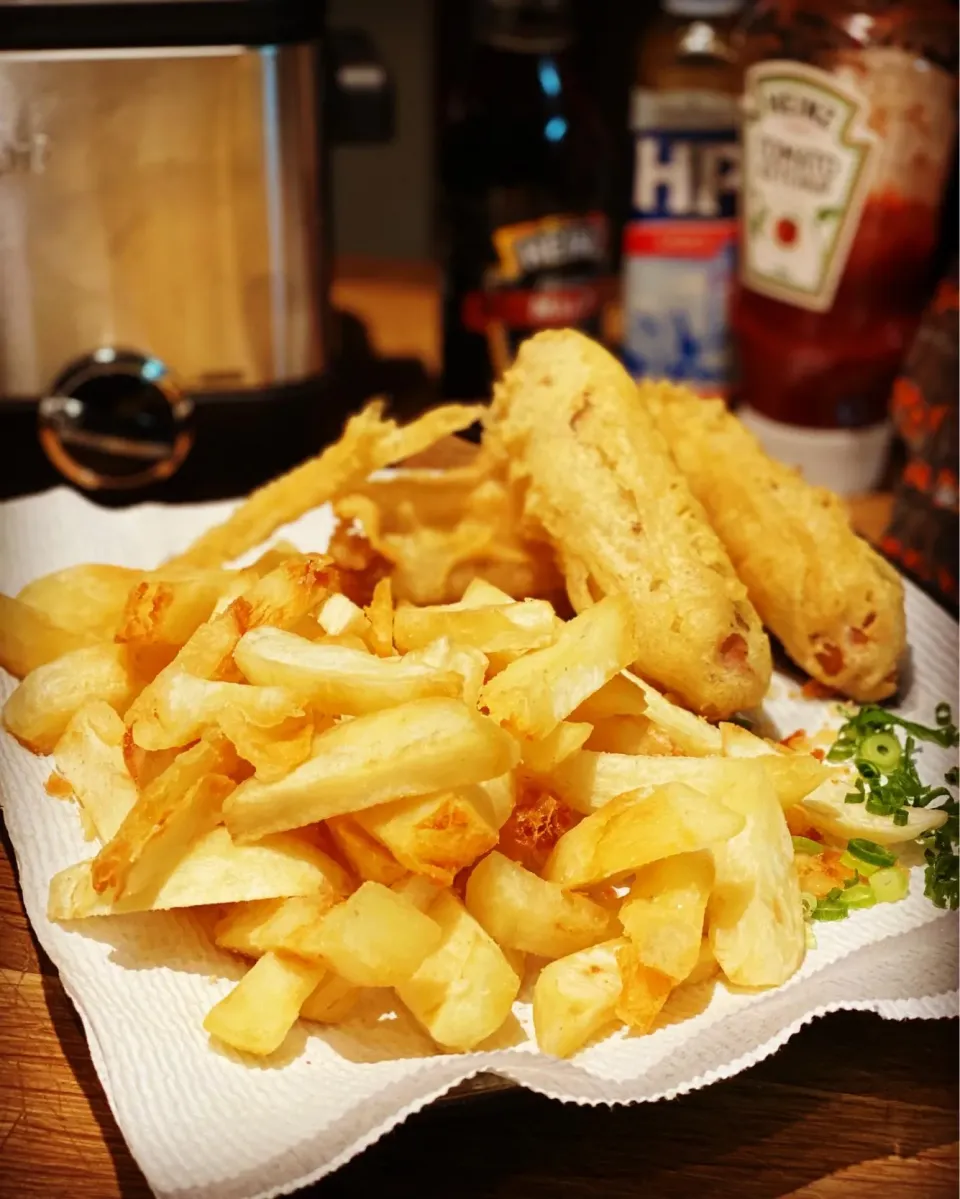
[{"x1": 0, "y1": 0, "x2": 323, "y2": 51}]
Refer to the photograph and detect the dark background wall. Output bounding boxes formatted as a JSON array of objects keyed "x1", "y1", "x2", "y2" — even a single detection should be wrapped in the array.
[
  {"x1": 330, "y1": 0, "x2": 657, "y2": 263},
  {"x1": 329, "y1": 0, "x2": 436, "y2": 261}
]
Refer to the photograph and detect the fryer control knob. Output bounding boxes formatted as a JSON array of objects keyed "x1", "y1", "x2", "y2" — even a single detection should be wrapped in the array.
[{"x1": 38, "y1": 349, "x2": 194, "y2": 491}]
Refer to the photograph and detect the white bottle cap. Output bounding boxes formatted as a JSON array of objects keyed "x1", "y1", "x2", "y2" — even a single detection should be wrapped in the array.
[
  {"x1": 663, "y1": 0, "x2": 743, "y2": 16},
  {"x1": 738, "y1": 407, "x2": 894, "y2": 497}
]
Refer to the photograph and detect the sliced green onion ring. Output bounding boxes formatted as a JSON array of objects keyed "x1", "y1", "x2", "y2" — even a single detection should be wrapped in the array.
[
  {"x1": 792, "y1": 836, "x2": 823, "y2": 856},
  {"x1": 811, "y1": 903, "x2": 848, "y2": 922},
  {"x1": 845, "y1": 838, "x2": 897, "y2": 869},
  {"x1": 841, "y1": 883, "x2": 876, "y2": 908},
  {"x1": 858, "y1": 732, "x2": 902, "y2": 772}
]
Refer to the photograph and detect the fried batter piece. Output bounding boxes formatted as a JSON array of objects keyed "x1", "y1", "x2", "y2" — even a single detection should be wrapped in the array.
[
  {"x1": 488, "y1": 330, "x2": 771, "y2": 719},
  {"x1": 642, "y1": 382, "x2": 906, "y2": 701}
]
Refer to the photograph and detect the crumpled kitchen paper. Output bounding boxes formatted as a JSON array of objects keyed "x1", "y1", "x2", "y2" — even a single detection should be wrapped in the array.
[{"x1": 0, "y1": 487, "x2": 956, "y2": 1199}]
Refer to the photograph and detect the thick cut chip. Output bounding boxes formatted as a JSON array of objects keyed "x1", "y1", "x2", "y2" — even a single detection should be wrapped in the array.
[
  {"x1": 3, "y1": 643, "x2": 140, "y2": 754},
  {"x1": 544, "y1": 783, "x2": 744, "y2": 888},
  {"x1": 300, "y1": 973, "x2": 362, "y2": 1024},
  {"x1": 584, "y1": 716, "x2": 679, "y2": 756},
  {"x1": 619, "y1": 851, "x2": 713, "y2": 982},
  {"x1": 406, "y1": 638, "x2": 488, "y2": 708},
  {"x1": 365, "y1": 577, "x2": 395, "y2": 657},
  {"x1": 17, "y1": 564, "x2": 142, "y2": 640},
  {"x1": 234, "y1": 628, "x2": 465, "y2": 715},
  {"x1": 354, "y1": 790, "x2": 498, "y2": 885},
  {"x1": 214, "y1": 891, "x2": 352, "y2": 960},
  {"x1": 465, "y1": 851, "x2": 617, "y2": 959},
  {"x1": 532, "y1": 938, "x2": 628, "y2": 1058},
  {"x1": 248, "y1": 541, "x2": 301, "y2": 577},
  {"x1": 217, "y1": 708, "x2": 314, "y2": 782},
  {"x1": 614, "y1": 942, "x2": 674, "y2": 1032},
  {"x1": 91, "y1": 735, "x2": 238, "y2": 899},
  {"x1": 570, "y1": 673, "x2": 648, "y2": 721},
  {"x1": 116, "y1": 571, "x2": 244, "y2": 675},
  {"x1": 467, "y1": 773, "x2": 517, "y2": 832},
  {"x1": 130, "y1": 671, "x2": 306, "y2": 751},
  {"x1": 572, "y1": 671, "x2": 721, "y2": 755},
  {"x1": 396, "y1": 889, "x2": 521, "y2": 1052},
  {"x1": 391, "y1": 873, "x2": 446, "y2": 913},
  {"x1": 520, "y1": 721, "x2": 593, "y2": 775},
  {"x1": 224, "y1": 697, "x2": 519, "y2": 842},
  {"x1": 204, "y1": 951, "x2": 325, "y2": 1057},
  {"x1": 497, "y1": 781, "x2": 579, "y2": 875},
  {"x1": 548, "y1": 750, "x2": 835, "y2": 815},
  {"x1": 707, "y1": 760, "x2": 806, "y2": 988},
  {"x1": 393, "y1": 599, "x2": 558, "y2": 656},
  {"x1": 326, "y1": 815, "x2": 409, "y2": 885},
  {"x1": 125, "y1": 555, "x2": 336, "y2": 732},
  {"x1": 459, "y1": 577, "x2": 514, "y2": 607},
  {"x1": 53, "y1": 702, "x2": 139, "y2": 841},
  {"x1": 719, "y1": 721, "x2": 784, "y2": 758},
  {"x1": 309, "y1": 881, "x2": 443, "y2": 986},
  {"x1": 317, "y1": 592, "x2": 370, "y2": 637},
  {"x1": 479, "y1": 594, "x2": 640, "y2": 741},
  {"x1": 48, "y1": 827, "x2": 349, "y2": 918},
  {"x1": 0, "y1": 593, "x2": 97, "y2": 680}
]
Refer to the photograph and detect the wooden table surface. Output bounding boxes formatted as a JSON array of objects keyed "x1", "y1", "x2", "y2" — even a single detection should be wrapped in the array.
[{"x1": 0, "y1": 263, "x2": 956, "y2": 1199}]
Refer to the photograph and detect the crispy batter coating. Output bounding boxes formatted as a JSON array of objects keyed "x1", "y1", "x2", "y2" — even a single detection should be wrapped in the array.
[
  {"x1": 642, "y1": 381, "x2": 905, "y2": 701},
  {"x1": 488, "y1": 330, "x2": 771, "y2": 719}
]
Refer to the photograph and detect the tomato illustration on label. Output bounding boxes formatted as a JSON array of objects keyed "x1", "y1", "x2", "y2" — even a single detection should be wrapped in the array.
[{"x1": 740, "y1": 61, "x2": 879, "y2": 313}]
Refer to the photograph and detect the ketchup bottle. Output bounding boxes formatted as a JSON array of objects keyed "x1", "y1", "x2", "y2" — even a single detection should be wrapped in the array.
[{"x1": 733, "y1": 1, "x2": 957, "y2": 493}]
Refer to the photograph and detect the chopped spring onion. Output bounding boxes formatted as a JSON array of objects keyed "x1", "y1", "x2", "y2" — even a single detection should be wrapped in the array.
[
  {"x1": 870, "y1": 865, "x2": 910, "y2": 904},
  {"x1": 792, "y1": 836, "x2": 823, "y2": 856},
  {"x1": 858, "y1": 731, "x2": 901, "y2": 772},
  {"x1": 839, "y1": 848, "x2": 878, "y2": 877},
  {"x1": 800, "y1": 892, "x2": 818, "y2": 919},
  {"x1": 811, "y1": 901, "x2": 848, "y2": 922},
  {"x1": 825, "y1": 703, "x2": 957, "y2": 911},
  {"x1": 840, "y1": 883, "x2": 877, "y2": 910},
  {"x1": 845, "y1": 838, "x2": 897, "y2": 869}
]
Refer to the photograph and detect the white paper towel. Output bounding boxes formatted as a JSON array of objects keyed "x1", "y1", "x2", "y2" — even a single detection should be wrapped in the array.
[{"x1": 0, "y1": 486, "x2": 957, "y2": 1199}]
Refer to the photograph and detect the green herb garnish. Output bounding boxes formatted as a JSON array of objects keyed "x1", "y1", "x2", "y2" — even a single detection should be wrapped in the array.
[
  {"x1": 845, "y1": 838, "x2": 897, "y2": 869},
  {"x1": 827, "y1": 704, "x2": 959, "y2": 911}
]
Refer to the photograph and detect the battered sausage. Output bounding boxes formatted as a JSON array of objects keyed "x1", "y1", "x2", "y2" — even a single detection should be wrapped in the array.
[
  {"x1": 487, "y1": 330, "x2": 772, "y2": 719},
  {"x1": 641, "y1": 380, "x2": 905, "y2": 701}
]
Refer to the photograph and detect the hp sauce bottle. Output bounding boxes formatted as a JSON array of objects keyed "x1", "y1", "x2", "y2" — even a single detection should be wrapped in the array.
[{"x1": 622, "y1": 0, "x2": 742, "y2": 394}]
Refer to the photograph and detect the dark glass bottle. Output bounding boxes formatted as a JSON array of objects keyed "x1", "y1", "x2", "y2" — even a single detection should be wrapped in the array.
[{"x1": 439, "y1": 0, "x2": 612, "y2": 400}]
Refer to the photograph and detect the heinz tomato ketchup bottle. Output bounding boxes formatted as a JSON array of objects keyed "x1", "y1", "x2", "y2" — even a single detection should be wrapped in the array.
[
  {"x1": 622, "y1": 1, "x2": 744, "y2": 395},
  {"x1": 733, "y1": 1, "x2": 957, "y2": 494}
]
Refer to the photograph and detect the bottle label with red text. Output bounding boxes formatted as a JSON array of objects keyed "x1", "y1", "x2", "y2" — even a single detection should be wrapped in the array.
[
  {"x1": 740, "y1": 61, "x2": 879, "y2": 314},
  {"x1": 461, "y1": 211, "x2": 609, "y2": 377},
  {"x1": 623, "y1": 88, "x2": 739, "y2": 392}
]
